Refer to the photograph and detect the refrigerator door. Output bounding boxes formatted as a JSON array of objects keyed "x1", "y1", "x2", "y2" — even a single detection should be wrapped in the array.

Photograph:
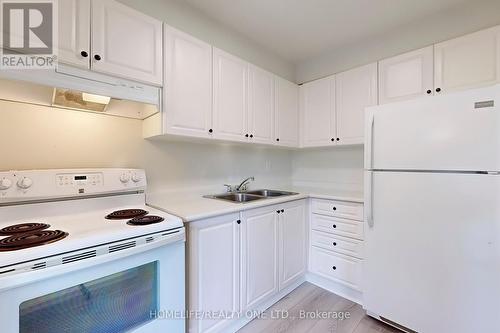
[
  {"x1": 364, "y1": 85, "x2": 500, "y2": 171},
  {"x1": 363, "y1": 171, "x2": 500, "y2": 333}
]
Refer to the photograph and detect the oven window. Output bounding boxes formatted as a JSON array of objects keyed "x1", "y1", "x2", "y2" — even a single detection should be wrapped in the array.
[{"x1": 19, "y1": 262, "x2": 158, "y2": 333}]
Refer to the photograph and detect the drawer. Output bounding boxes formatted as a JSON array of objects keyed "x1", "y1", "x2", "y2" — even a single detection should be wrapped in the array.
[
  {"x1": 311, "y1": 199, "x2": 363, "y2": 221},
  {"x1": 311, "y1": 230, "x2": 363, "y2": 259},
  {"x1": 311, "y1": 214, "x2": 364, "y2": 240},
  {"x1": 310, "y1": 246, "x2": 362, "y2": 291}
]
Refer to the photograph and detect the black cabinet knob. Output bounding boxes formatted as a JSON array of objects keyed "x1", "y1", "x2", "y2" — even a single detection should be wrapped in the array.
[
  {"x1": 436, "y1": 88, "x2": 441, "y2": 93},
  {"x1": 250, "y1": 134, "x2": 253, "y2": 138},
  {"x1": 245, "y1": 134, "x2": 249, "y2": 137},
  {"x1": 277, "y1": 210, "x2": 280, "y2": 214},
  {"x1": 333, "y1": 242, "x2": 337, "y2": 246},
  {"x1": 208, "y1": 129, "x2": 213, "y2": 133},
  {"x1": 94, "y1": 54, "x2": 101, "y2": 61},
  {"x1": 426, "y1": 89, "x2": 432, "y2": 94},
  {"x1": 333, "y1": 207, "x2": 337, "y2": 211},
  {"x1": 236, "y1": 220, "x2": 241, "y2": 224},
  {"x1": 281, "y1": 209, "x2": 284, "y2": 213},
  {"x1": 336, "y1": 138, "x2": 340, "y2": 142},
  {"x1": 332, "y1": 224, "x2": 337, "y2": 229},
  {"x1": 80, "y1": 51, "x2": 88, "y2": 58},
  {"x1": 332, "y1": 266, "x2": 337, "y2": 270},
  {"x1": 276, "y1": 138, "x2": 280, "y2": 142},
  {"x1": 331, "y1": 138, "x2": 334, "y2": 142}
]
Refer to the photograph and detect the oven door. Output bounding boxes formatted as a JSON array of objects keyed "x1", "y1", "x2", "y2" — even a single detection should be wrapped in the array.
[{"x1": 0, "y1": 233, "x2": 185, "y2": 333}]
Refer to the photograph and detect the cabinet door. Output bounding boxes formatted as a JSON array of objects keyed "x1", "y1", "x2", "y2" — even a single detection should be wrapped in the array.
[
  {"x1": 248, "y1": 65, "x2": 275, "y2": 144},
  {"x1": 279, "y1": 200, "x2": 307, "y2": 290},
  {"x1": 188, "y1": 214, "x2": 240, "y2": 333},
  {"x1": 164, "y1": 26, "x2": 212, "y2": 138},
  {"x1": 275, "y1": 77, "x2": 299, "y2": 147},
  {"x1": 213, "y1": 48, "x2": 248, "y2": 142},
  {"x1": 91, "y1": 0, "x2": 162, "y2": 85},
  {"x1": 336, "y1": 63, "x2": 378, "y2": 145},
  {"x1": 434, "y1": 25, "x2": 500, "y2": 94},
  {"x1": 378, "y1": 46, "x2": 434, "y2": 104},
  {"x1": 300, "y1": 76, "x2": 336, "y2": 147},
  {"x1": 241, "y1": 206, "x2": 278, "y2": 310},
  {"x1": 58, "y1": 0, "x2": 90, "y2": 69}
]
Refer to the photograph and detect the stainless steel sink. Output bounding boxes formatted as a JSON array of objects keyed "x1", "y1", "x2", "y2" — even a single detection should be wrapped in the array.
[
  {"x1": 246, "y1": 189, "x2": 298, "y2": 197},
  {"x1": 204, "y1": 189, "x2": 298, "y2": 203}
]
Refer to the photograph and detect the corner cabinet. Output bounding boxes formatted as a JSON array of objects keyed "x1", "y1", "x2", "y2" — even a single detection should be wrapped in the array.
[
  {"x1": 58, "y1": 0, "x2": 162, "y2": 85},
  {"x1": 335, "y1": 63, "x2": 378, "y2": 145},
  {"x1": 212, "y1": 48, "x2": 249, "y2": 142},
  {"x1": 275, "y1": 77, "x2": 300, "y2": 147},
  {"x1": 164, "y1": 25, "x2": 213, "y2": 138},
  {"x1": 187, "y1": 213, "x2": 241, "y2": 333},
  {"x1": 248, "y1": 66, "x2": 275, "y2": 144}
]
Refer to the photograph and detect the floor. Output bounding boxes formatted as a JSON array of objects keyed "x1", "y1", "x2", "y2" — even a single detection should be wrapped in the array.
[{"x1": 238, "y1": 282, "x2": 401, "y2": 333}]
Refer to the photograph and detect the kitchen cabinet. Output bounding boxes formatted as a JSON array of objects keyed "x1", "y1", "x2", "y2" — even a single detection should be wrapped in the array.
[
  {"x1": 434, "y1": 25, "x2": 500, "y2": 94},
  {"x1": 57, "y1": 0, "x2": 162, "y2": 85},
  {"x1": 212, "y1": 48, "x2": 249, "y2": 142},
  {"x1": 378, "y1": 46, "x2": 434, "y2": 104},
  {"x1": 335, "y1": 63, "x2": 378, "y2": 145},
  {"x1": 188, "y1": 213, "x2": 241, "y2": 333},
  {"x1": 92, "y1": 0, "x2": 163, "y2": 85},
  {"x1": 58, "y1": 0, "x2": 91, "y2": 69},
  {"x1": 248, "y1": 66, "x2": 275, "y2": 144},
  {"x1": 300, "y1": 75, "x2": 336, "y2": 147},
  {"x1": 275, "y1": 77, "x2": 300, "y2": 147},
  {"x1": 164, "y1": 25, "x2": 213, "y2": 138},
  {"x1": 240, "y1": 206, "x2": 278, "y2": 310},
  {"x1": 279, "y1": 200, "x2": 307, "y2": 290}
]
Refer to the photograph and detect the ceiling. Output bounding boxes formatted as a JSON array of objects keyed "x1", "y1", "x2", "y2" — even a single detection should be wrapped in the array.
[{"x1": 183, "y1": 0, "x2": 476, "y2": 63}]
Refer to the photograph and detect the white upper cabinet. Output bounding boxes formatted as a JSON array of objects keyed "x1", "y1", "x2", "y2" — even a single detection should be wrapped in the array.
[
  {"x1": 91, "y1": 0, "x2": 163, "y2": 85},
  {"x1": 336, "y1": 63, "x2": 378, "y2": 145},
  {"x1": 58, "y1": 0, "x2": 91, "y2": 69},
  {"x1": 300, "y1": 75, "x2": 336, "y2": 147},
  {"x1": 213, "y1": 48, "x2": 249, "y2": 142},
  {"x1": 434, "y1": 25, "x2": 500, "y2": 94},
  {"x1": 241, "y1": 206, "x2": 278, "y2": 310},
  {"x1": 275, "y1": 77, "x2": 299, "y2": 147},
  {"x1": 248, "y1": 66, "x2": 275, "y2": 144},
  {"x1": 164, "y1": 25, "x2": 212, "y2": 138},
  {"x1": 279, "y1": 200, "x2": 307, "y2": 291},
  {"x1": 379, "y1": 46, "x2": 434, "y2": 104}
]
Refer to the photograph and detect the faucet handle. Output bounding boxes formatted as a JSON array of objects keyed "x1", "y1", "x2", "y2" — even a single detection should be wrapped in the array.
[{"x1": 223, "y1": 184, "x2": 234, "y2": 192}]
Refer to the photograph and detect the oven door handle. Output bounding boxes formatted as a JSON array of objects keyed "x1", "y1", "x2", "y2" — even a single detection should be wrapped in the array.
[{"x1": 0, "y1": 229, "x2": 185, "y2": 291}]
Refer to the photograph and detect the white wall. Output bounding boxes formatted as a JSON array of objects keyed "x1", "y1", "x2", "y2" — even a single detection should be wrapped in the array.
[
  {"x1": 117, "y1": 0, "x2": 295, "y2": 82},
  {"x1": 296, "y1": 0, "x2": 500, "y2": 83},
  {"x1": 1, "y1": 101, "x2": 293, "y2": 193},
  {"x1": 291, "y1": 146, "x2": 364, "y2": 192}
]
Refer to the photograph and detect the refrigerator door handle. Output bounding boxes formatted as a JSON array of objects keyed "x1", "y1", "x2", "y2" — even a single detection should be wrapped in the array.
[
  {"x1": 365, "y1": 112, "x2": 375, "y2": 170},
  {"x1": 365, "y1": 171, "x2": 374, "y2": 227}
]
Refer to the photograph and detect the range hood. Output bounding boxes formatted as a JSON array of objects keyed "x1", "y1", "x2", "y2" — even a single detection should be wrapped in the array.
[{"x1": 0, "y1": 64, "x2": 161, "y2": 119}]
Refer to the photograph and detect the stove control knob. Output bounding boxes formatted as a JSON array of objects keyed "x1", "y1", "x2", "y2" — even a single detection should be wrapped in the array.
[
  {"x1": 0, "y1": 178, "x2": 12, "y2": 190},
  {"x1": 17, "y1": 177, "x2": 33, "y2": 189},
  {"x1": 131, "y1": 173, "x2": 142, "y2": 183},
  {"x1": 119, "y1": 173, "x2": 131, "y2": 183}
]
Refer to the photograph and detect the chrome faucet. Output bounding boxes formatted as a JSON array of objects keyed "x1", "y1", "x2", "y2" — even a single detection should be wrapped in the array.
[{"x1": 235, "y1": 176, "x2": 255, "y2": 192}]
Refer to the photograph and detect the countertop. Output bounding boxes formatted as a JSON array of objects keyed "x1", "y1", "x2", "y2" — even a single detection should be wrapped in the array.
[{"x1": 147, "y1": 187, "x2": 363, "y2": 223}]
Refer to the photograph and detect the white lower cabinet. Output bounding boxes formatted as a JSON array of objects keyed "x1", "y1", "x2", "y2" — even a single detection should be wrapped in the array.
[
  {"x1": 187, "y1": 200, "x2": 307, "y2": 333},
  {"x1": 309, "y1": 199, "x2": 364, "y2": 295},
  {"x1": 187, "y1": 213, "x2": 241, "y2": 333}
]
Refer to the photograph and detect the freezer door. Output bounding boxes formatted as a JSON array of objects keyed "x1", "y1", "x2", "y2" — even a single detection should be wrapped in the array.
[
  {"x1": 364, "y1": 85, "x2": 500, "y2": 171},
  {"x1": 363, "y1": 171, "x2": 500, "y2": 333}
]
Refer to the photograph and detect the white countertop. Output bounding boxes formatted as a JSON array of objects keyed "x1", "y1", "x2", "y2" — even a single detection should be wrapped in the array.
[{"x1": 147, "y1": 187, "x2": 363, "y2": 222}]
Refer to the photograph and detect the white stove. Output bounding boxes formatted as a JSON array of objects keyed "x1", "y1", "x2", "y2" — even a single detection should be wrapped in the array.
[{"x1": 0, "y1": 169, "x2": 186, "y2": 333}]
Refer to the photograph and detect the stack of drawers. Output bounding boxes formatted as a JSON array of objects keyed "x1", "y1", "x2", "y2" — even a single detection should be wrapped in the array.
[{"x1": 309, "y1": 198, "x2": 364, "y2": 291}]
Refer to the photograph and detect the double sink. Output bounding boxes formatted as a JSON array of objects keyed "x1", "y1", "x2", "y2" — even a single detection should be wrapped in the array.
[{"x1": 205, "y1": 189, "x2": 299, "y2": 203}]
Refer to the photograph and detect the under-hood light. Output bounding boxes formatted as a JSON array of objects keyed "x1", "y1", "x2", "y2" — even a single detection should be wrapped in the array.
[
  {"x1": 52, "y1": 88, "x2": 110, "y2": 112},
  {"x1": 82, "y1": 93, "x2": 111, "y2": 105}
]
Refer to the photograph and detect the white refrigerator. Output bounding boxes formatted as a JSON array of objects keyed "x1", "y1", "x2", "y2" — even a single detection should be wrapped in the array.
[{"x1": 363, "y1": 85, "x2": 500, "y2": 333}]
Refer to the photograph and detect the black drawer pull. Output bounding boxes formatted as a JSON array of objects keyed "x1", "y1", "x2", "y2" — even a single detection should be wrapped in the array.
[
  {"x1": 332, "y1": 207, "x2": 337, "y2": 211},
  {"x1": 333, "y1": 242, "x2": 337, "y2": 246},
  {"x1": 332, "y1": 266, "x2": 337, "y2": 270},
  {"x1": 332, "y1": 224, "x2": 337, "y2": 229}
]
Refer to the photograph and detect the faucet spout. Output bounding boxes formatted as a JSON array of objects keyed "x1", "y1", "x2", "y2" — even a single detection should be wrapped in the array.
[{"x1": 236, "y1": 177, "x2": 255, "y2": 192}]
